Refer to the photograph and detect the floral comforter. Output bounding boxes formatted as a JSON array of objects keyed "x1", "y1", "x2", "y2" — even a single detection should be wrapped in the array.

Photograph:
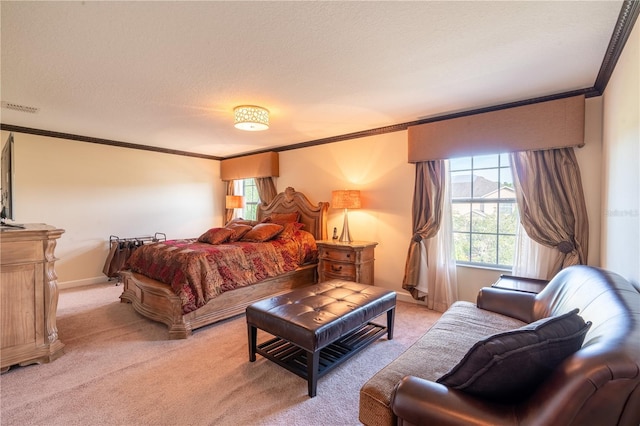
[{"x1": 126, "y1": 230, "x2": 318, "y2": 314}]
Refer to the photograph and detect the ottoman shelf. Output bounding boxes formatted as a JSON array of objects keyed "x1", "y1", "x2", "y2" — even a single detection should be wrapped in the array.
[{"x1": 256, "y1": 322, "x2": 388, "y2": 384}]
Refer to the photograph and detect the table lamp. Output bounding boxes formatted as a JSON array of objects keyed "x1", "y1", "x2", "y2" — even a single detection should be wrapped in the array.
[
  {"x1": 331, "y1": 190, "x2": 361, "y2": 243},
  {"x1": 226, "y1": 195, "x2": 244, "y2": 219}
]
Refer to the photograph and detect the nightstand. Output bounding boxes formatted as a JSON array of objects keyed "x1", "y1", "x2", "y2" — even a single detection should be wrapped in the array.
[{"x1": 316, "y1": 241, "x2": 378, "y2": 285}]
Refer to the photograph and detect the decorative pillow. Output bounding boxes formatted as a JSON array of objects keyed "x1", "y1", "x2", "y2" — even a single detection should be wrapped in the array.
[
  {"x1": 226, "y1": 218, "x2": 258, "y2": 227},
  {"x1": 436, "y1": 308, "x2": 591, "y2": 403},
  {"x1": 277, "y1": 222, "x2": 305, "y2": 240},
  {"x1": 197, "y1": 227, "x2": 234, "y2": 245},
  {"x1": 241, "y1": 223, "x2": 284, "y2": 242},
  {"x1": 261, "y1": 211, "x2": 300, "y2": 225},
  {"x1": 225, "y1": 224, "x2": 252, "y2": 242}
]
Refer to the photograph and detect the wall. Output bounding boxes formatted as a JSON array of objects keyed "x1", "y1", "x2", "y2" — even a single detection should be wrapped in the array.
[
  {"x1": 0, "y1": 130, "x2": 222, "y2": 288},
  {"x1": 278, "y1": 132, "x2": 416, "y2": 300},
  {"x1": 602, "y1": 19, "x2": 639, "y2": 286},
  {"x1": 278, "y1": 101, "x2": 603, "y2": 302}
]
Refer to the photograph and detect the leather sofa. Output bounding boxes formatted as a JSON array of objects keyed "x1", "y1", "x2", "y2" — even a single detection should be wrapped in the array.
[{"x1": 359, "y1": 265, "x2": 640, "y2": 426}]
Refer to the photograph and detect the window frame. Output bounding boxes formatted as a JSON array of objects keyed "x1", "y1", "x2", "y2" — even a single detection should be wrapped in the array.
[
  {"x1": 450, "y1": 154, "x2": 518, "y2": 269},
  {"x1": 235, "y1": 178, "x2": 260, "y2": 220}
]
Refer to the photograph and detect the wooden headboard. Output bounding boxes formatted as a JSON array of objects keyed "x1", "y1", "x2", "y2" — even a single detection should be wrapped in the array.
[{"x1": 257, "y1": 187, "x2": 329, "y2": 240}]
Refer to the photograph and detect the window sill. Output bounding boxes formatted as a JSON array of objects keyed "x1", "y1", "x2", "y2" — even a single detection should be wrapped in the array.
[{"x1": 456, "y1": 263, "x2": 512, "y2": 273}]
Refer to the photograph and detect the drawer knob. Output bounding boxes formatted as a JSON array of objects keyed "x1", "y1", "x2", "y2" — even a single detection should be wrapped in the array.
[{"x1": 331, "y1": 265, "x2": 342, "y2": 272}]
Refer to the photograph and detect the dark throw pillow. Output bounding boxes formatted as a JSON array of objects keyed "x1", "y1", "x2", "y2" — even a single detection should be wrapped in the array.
[
  {"x1": 436, "y1": 308, "x2": 591, "y2": 403},
  {"x1": 197, "y1": 227, "x2": 234, "y2": 245}
]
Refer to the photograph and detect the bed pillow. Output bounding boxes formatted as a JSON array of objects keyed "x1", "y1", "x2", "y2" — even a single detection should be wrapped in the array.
[
  {"x1": 436, "y1": 308, "x2": 591, "y2": 403},
  {"x1": 241, "y1": 223, "x2": 284, "y2": 242},
  {"x1": 226, "y1": 218, "x2": 258, "y2": 227},
  {"x1": 261, "y1": 211, "x2": 300, "y2": 225},
  {"x1": 225, "y1": 224, "x2": 252, "y2": 242},
  {"x1": 278, "y1": 222, "x2": 305, "y2": 240},
  {"x1": 197, "y1": 227, "x2": 234, "y2": 245}
]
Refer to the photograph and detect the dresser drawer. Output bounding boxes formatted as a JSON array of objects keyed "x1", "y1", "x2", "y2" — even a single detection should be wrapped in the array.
[
  {"x1": 320, "y1": 261, "x2": 356, "y2": 278},
  {"x1": 320, "y1": 248, "x2": 355, "y2": 262},
  {"x1": 0, "y1": 241, "x2": 42, "y2": 265}
]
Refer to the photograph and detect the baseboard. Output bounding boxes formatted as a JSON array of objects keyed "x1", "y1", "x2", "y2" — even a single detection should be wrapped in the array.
[
  {"x1": 395, "y1": 291, "x2": 427, "y2": 305},
  {"x1": 58, "y1": 276, "x2": 113, "y2": 290}
]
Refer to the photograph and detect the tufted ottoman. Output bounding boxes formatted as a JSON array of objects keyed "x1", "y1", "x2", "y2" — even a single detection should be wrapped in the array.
[{"x1": 247, "y1": 279, "x2": 396, "y2": 397}]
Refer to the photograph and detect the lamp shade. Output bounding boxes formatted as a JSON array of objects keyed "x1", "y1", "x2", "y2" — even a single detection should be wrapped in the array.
[
  {"x1": 225, "y1": 195, "x2": 244, "y2": 209},
  {"x1": 331, "y1": 190, "x2": 361, "y2": 209},
  {"x1": 233, "y1": 105, "x2": 269, "y2": 131}
]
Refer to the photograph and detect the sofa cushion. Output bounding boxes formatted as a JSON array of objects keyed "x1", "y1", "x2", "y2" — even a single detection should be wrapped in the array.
[
  {"x1": 359, "y1": 301, "x2": 527, "y2": 426},
  {"x1": 436, "y1": 308, "x2": 591, "y2": 402}
]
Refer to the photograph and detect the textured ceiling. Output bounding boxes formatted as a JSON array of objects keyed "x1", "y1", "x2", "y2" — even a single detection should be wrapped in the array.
[{"x1": 0, "y1": 1, "x2": 624, "y2": 158}]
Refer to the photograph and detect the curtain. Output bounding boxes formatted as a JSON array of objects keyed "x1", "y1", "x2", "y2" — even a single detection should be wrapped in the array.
[
  {"x1": 512, "y1": 222, "x2": 558, "y2": 280},
  {"x1": 403, "y1": 161, "x2": 458, "y2": 311},
  {"x1": 510, "y1": 148, "x2": 589, "y2": 277},
  {"x1": 224, "y1": 180, "x2": 235, "y2": 224},
  {"x1": 254, "y1": 177, "x2": 277, "y2": 205}
]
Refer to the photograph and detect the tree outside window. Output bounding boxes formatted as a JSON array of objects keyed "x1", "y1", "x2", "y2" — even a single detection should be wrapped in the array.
[
  {"x1": 238, "y1": 178, "x2": 260, "y2": 220},
  {"x1": 450, "y1": 154, "x2": 518, "y2": 268}
]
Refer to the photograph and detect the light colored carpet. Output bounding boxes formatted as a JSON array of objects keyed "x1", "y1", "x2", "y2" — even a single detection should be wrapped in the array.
[{"x1": 0, "y1": 282, "x2": 440, "y2": 426}]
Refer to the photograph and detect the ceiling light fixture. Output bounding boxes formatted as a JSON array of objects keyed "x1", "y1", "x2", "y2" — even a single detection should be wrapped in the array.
[{"x1": 233, "y1": 105, "x2": 269, "y2": 131}]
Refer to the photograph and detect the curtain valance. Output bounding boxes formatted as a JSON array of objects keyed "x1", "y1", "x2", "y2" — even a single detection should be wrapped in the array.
[
  {"x1": 408, "y1": 95, "x2": 585, "y2": 162},
  {"x1": 220, "y1": 151, "x2": 279, "y2": 181}
]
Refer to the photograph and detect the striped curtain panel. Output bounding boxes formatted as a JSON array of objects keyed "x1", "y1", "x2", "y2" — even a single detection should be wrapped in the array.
[
  {"x1": 224, "y1": 180, "x2": 235, "y2": 225},
  {"x1": 254, "y1": 177, "x2": 278, "y2": 205},
  {"x1": 403, "y1": 160, "x2": 458, "y2": 311},
  {"x1": 510, "y1": 148, "x2": 589, "y2": 276}
]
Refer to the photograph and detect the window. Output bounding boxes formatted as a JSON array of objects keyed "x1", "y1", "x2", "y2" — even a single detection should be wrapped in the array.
[
  {"x1": 235, "y1": 178, "x2": 260, "y2": 220},
  {"x1": 450, "y1": 154, "x2": 518, "y2": 268}
]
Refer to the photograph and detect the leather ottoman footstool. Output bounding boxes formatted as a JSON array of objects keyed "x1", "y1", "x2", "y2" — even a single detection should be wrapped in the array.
[{"x1": 246, "y1": 279, "x2": 396, "y2": 397}]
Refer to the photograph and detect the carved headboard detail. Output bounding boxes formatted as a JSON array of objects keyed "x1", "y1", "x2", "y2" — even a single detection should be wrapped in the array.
[{"x1": 257, "y1": 187, "x2": 329, "y2": 240}]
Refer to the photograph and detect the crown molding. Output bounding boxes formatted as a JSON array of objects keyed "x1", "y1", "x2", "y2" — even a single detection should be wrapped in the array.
[
  {"x1": 0, "y1": 124, "x2": 223, "y2": 161},
  {"x1": 593, "y1": 0, "x2": 640, "y2": 95}
]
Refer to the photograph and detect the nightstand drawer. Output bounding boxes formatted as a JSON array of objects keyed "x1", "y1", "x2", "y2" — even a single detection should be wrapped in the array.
[
  {"x1": 320, "y1": 248, "x2": 355, "y2": 262},
  {"x1": 320, "y1": 261, "x2": 356, "y2": 278}
]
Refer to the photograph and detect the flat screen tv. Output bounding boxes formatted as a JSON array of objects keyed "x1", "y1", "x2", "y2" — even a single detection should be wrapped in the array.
[{"x1": 1, "y1": 133, "x2": 23, "y2": 227}]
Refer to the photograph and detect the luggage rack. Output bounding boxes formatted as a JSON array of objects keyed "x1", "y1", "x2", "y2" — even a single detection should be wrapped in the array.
[
  {"x1": 103, "y1": 232, "x2": 166, "y2": 284},
  {"x1": 109, "y1": 232, "x2": 166, "y2": 244}
]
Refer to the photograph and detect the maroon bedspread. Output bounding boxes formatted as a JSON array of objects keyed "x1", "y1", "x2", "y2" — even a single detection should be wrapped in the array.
[{"x1": 126, "y1": 230, "x2": 318, "y2": 314}]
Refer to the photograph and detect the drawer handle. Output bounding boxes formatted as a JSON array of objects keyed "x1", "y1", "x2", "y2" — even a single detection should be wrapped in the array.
[{"x1": 331, "y1": 265, "x2": 343, "y2": 272}]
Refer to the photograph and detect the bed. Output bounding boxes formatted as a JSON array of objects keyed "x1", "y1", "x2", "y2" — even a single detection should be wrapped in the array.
[{"x1": 119, "y1": 187, "x2": 329, "y2": 339}]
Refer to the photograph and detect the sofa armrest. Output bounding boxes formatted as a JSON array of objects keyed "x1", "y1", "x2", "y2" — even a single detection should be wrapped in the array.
[
  {"x1": 476, "y1": 287, "x2": 536, "y2": 323},
  {"x1": 391, "y1": 376, "x2": 517, "y2": 426}
]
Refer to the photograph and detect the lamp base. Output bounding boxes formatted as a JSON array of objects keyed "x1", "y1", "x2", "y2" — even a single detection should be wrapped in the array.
[{"x1": 339, "y1": 209, "x2": 352, "y2": 243}]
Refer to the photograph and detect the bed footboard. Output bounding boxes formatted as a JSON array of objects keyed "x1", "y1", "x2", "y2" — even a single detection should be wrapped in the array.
[{"x1": 120, "y1": 265, "x2": 317, "y2": 339}]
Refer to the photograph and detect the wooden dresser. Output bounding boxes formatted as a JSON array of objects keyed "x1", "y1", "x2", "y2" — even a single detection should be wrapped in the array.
[
  {"x1": 316, "y1": 240, "x2": 378, "y2": 285},
  {"x1": 0, "y1": 224, "x2": 65, "y2": 372}
]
